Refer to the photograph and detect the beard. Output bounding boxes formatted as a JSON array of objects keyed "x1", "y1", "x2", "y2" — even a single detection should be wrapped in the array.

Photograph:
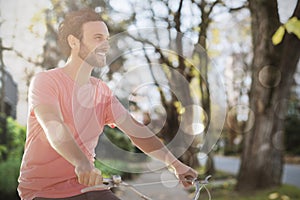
[{"x1": 78, "y1": 41, "x2": 106, "y2": 68}]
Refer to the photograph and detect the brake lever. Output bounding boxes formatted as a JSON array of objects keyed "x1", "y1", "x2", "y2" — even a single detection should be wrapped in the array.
[
  {"x1": 191, "y1": 175, "x2": 212, "y2": 200},
  {"x1": 193, "y1": 180, "x2": 201, "y2": 200}
]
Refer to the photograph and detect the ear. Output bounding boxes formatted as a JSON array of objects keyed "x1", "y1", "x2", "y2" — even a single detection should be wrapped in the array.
[{"x1": 67, "y1": 35, "x2": 80, "y2": 49}]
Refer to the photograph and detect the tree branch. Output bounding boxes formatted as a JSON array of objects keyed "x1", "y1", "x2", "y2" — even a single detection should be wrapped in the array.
[
  {"x1": 126, "y1": 34, "x2": 173, "y2": 68},
  {"x1": 174, "y1": 0, "x2": 184, "y2": 33},
  {"x1": 228, "y1": 3, "x2": 249, "y2": 13},
  {"x1": 13, "y1": 49, "x2": 42, "y2": 66}
]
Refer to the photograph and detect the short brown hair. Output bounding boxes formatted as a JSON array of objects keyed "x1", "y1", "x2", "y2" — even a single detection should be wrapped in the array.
[{"x1": 58, "y1": 8, "x2": 102, "y2": 57}]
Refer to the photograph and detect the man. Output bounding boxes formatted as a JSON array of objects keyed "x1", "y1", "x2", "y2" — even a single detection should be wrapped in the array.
[{"x1": 18, "y1": 8, "x2": 197, "y2": 200}]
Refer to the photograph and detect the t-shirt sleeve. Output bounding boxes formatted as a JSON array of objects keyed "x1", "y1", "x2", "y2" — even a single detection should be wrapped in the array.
[
  {"x1": 29, "y1": 72, "x2": 59, "y2": 111},
  {"x1": 104, "y1": 90, "x2": 128, "y2": 125}
]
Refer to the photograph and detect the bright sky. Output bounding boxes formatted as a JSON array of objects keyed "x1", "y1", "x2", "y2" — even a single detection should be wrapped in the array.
[
  {"x1": 0, "y1": 0, "x2": 50, "y2": 124},
  {"x1": 0, "y1": 0, "x2": 298, "y2": 125}
]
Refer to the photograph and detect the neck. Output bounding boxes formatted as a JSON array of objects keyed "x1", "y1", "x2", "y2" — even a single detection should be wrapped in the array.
[{"x1": 63, "y1": 55, "x2": 94, "y2": 86}]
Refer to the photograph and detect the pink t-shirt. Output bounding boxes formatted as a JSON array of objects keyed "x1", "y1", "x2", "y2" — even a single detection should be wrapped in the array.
[{"x1": 18, "y1": 68, "x2": 127, "y2": 200}]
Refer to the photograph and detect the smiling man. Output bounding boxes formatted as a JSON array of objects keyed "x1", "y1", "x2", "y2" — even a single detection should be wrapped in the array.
[{"x1": 17, "y1": 8, "x2": 197, "y2": 200}]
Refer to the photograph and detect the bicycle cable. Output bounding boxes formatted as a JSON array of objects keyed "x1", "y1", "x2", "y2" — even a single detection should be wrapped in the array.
[{"x1": 81, "y1": 175, "x2": 212, "y2": 200}]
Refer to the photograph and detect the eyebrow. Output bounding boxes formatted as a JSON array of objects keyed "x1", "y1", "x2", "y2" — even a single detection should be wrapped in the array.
[{"x1": 94, "y1": 33, "x2": 109, "y2": 39}]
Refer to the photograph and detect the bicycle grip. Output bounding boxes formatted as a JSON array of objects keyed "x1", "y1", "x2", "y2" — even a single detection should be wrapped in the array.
[
  {"x1": 184, "y1": 175, "x2": 195, "y2": 184},
  {"x1": 102, "y1": 178, "x2": 111, "y2": 185}
]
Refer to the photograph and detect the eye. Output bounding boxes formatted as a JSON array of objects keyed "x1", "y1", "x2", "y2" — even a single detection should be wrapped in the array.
[{"x1": 94, "y1": 35, "x2": 109, "y2": 41}]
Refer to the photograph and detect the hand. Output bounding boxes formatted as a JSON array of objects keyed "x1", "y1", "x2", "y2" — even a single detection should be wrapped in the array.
[
  {"x1": 172, "y1": 161, "x2": 198, "y2": 188},
  {"x1": 75, "y1": 163, "x2": 103, "y2": 186}
]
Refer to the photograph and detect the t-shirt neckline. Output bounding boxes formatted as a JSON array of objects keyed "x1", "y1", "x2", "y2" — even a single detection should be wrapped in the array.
[{"x1": 57, "y1": 67, "x2": 96, "y2": 86}]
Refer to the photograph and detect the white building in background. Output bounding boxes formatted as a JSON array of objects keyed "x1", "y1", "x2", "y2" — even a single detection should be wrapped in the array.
[{"x1": 0, "y1": 68, "x2": 18, "y2": 119}]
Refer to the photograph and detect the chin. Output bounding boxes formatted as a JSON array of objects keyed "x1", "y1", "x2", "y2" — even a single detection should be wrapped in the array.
[
  {"x1": 93, "y1": 64, "x2": 106, "y2": 68},
  {"x1": 85, "y1": 57, "x2": 106, "y2": 68},
  {"x1": 95, "y1": 58, "x2": 107, "y2": 68}
]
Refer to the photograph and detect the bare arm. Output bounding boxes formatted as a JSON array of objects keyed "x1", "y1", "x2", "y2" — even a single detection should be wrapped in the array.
[
  {"x1": 115, "y1": 112, "x2": 198, "y2": 187},
  {"x1": 34, "y1": 104, "x2": 102, "y2": 186}
]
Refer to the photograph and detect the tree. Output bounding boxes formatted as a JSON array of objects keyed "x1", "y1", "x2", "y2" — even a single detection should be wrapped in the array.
[
  {"x1": 121, "y1": 0, "x2": 229, "y2": 170},
  {"x1": 236, "y1": 0, "x2": 300, "y2": 191}
]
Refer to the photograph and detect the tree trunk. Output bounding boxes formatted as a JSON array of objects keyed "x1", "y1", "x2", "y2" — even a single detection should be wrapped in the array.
[
  {"x1": 236, "y1": 0, "x2": 300, "y2": 191},
  {"x1": 162, "y1": 70, "x2": 201, "y2": 168}
]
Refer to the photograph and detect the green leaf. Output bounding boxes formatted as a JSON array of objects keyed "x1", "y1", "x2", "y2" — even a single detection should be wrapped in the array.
[
  {"x1": 285, "y1": 17, "x2": 300, "y2": 39},
  {"x1": 272, "y1": 25, "x2": 285, "y2": 45}
]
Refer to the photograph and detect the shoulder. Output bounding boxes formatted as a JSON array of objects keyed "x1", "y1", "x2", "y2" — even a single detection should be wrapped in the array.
[
  {"x1": 30, "y1": 68, "x2": 62, "y2": 89},
  {"x1": 32, "y1": 68, "x2": 65, "y2": 82},
  {"x1": 34, "y1": 68, "x2": 62, "y2": 79}
]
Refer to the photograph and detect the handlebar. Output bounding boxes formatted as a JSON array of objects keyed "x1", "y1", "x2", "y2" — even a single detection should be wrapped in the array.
[
  {"x1": 190, "y1": 175, "x2": 211, "y2": 200},
  {"x1": 82, "y1": 174, "x2": 212, "y2": 200},
  {"x1": 103, "y1": 175, "x2": 122, "y2": 185}
]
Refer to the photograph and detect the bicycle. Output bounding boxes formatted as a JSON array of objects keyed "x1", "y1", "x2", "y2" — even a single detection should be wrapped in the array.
[{"x1": 81, "y1": 174, "x2": 212, "y2": 200}]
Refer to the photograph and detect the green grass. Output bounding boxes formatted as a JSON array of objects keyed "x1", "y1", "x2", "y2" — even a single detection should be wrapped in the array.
[
  {"x1": 196, "y1": 183, "x2": 300, "y2": 200},
  {"x1": 213, "y1": 184, "x2": 300, "y2": 200},
  {"x1": 192, "y1": 168, "x2": 300, "y2": 200}
]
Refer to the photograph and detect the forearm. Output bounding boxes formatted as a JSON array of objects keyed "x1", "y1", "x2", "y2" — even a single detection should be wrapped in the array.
[
  {"x1": 130, "y1": 134, "x2": 181, "y2": 167},
  {"x1": 41, "y1": 120, "x2": 90, "y2": 167},
  {"x1": 116, "y1": 113, "x2": 181, "y2": 167},
  {"x1": 128, "y1": 128, "x2": 198, "y2": 186}
]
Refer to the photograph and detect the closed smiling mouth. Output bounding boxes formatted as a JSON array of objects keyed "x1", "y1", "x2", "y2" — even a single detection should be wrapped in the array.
[{"x1": 96, "y1": 52, "x2": 106, "y2": 56}]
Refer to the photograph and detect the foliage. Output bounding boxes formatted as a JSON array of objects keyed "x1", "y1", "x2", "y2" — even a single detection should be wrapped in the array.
[
  {"x1": 103, "y1": 126, "x2": 135, "y2": 153},
  {"x1": 95, "y1": 159, "x2": 123, "y2": 178},
  {"x1": 0, "y1": 115, "x2": 26, "y2": 198},
  {"x1": 285, "y1": 17, "x2": 300, "y2": 38},
  {"x1": 0, "y1": 115, "x2": 26, "y2": 162},
  {"x1": 2, "y1": 117, "x2": 26, "y2": 161},
  {"x1": 272, "y1": 17, "x2": 300, "y2": 45},
  {"x1": 94, "y1": 159, "x2": 138, "y2": 180},
  {"x1": 0, "y1": 158, "x2": 21, "y2": 195},
  {"x1": 95, "y1": 126, "x2": 144, "y2": 180}
]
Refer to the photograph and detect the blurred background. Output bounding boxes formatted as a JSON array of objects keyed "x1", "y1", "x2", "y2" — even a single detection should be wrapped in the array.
[{"x1": 0, "y1": 0, "x2": 299, "y2": 199}]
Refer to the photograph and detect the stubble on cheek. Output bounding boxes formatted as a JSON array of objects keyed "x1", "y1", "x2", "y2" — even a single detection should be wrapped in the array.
[{"x1": 79, "y1": 43, "x2": 106, "y2": 68}]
